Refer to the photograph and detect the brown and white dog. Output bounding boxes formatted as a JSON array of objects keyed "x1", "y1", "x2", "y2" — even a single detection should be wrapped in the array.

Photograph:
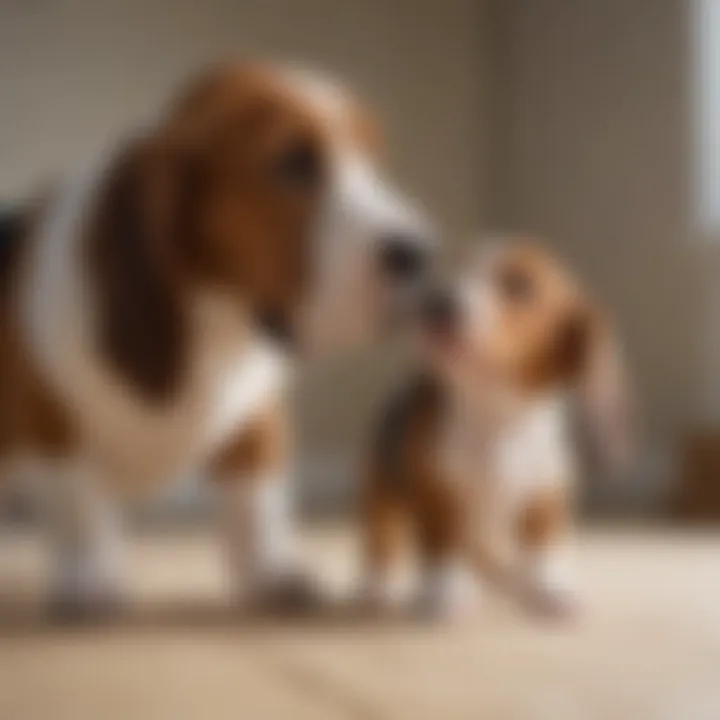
[
  {"x1": 0, "y1": 62, "x2": 434, "y2": 615},
  {"x1": 363, "y1": 242, "x2": 629, "y2": 619}
]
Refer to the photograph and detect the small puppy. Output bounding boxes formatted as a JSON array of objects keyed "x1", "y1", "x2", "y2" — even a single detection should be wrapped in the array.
[{"x1": 362, "y1": 241, "x2": 629, "y2": 619}]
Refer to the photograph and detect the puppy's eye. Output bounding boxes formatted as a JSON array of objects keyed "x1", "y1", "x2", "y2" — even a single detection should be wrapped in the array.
[
  {"x1": 274, "y1": 138, "x2": 322, "y2": 190},
  {"x1": 498, "y1": 265, "x2": 534, "y2": 302}
]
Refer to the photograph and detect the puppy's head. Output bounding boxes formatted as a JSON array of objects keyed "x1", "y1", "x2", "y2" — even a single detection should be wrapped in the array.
[
  {"x1": 418, "y1": 241, "x2": 631, "y2": 468},
  {"x1": 99, "y1": 62, "x2": 433, "y2": 354}
]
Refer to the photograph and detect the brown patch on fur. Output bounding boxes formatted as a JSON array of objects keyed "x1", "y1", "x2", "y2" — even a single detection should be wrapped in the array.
[
  {"x1": 413, "y1": 473, "x2": 465, "y2": 565},
  {"x1": 491, "y1": 244, "x2": 632, "y2": 471},
  {"x1": 364, "y1": 376, "x2": 465, "y2": 572},
  {"x1": 0, "y1": 199, "x2": 76, "y2": 457},
  {"x1": 517, "y1": 486, "x2": 570, "y2": 549},
  {"x1": 363, "y1": 371, "x2": 577, "y2": 604},
  {"x1": 88, "y1": 62, "x2": 379, "y2": 400},
  {"x1": 482, "y1": 244, "x2": 596, "y2": 392},
  {"x1": 210, "y1": 403, "x2": 289, "y2": 480},
  {"x1": 364, "y1": 479, "x2": 408, "y2": 577},
  {"x1": 88, "y1": 138, "x2": 189, "y2": 401},
  {"x1": 467, "y1": 241, "x2": 631, "y2": 470}
]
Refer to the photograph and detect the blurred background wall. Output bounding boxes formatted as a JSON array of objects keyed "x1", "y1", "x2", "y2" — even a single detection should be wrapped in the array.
[{"x1": 1, "y1": 0, "x2": 716, "y2": 516}]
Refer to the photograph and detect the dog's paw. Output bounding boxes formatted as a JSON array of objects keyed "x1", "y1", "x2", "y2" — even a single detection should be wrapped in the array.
[
  {"x1": 48, "y1": 585, "x2": 125, "y2": 624},
  {"x1": 244, "y1": 567, "x2": 324, "y2": 617}
]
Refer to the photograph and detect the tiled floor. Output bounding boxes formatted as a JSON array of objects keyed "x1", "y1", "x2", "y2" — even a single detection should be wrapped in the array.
[{"x1": 1, "y1": 525, "x2": 719, "y2": 719}]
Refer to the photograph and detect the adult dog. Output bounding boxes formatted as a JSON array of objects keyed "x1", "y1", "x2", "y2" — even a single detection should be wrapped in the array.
[{"x1": 0, "y1": 62, "x2": 433, "y2": 615}]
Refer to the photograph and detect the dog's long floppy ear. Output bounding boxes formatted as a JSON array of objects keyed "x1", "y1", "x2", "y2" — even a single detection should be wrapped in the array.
[
  {"x1": 573, "y1": 308, "x2": 633, "y2": 476},
  {"x1": 88, "y1": 133, "x2": 196, "y2": 403}
]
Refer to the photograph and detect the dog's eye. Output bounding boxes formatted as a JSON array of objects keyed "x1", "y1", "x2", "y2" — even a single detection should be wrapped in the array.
[
  {"x1": 274, "y1": 138, "x2": 322, "y2": 191},
  {"x1": 498, "y1": 265, "x2": 534, "y2": 302}
]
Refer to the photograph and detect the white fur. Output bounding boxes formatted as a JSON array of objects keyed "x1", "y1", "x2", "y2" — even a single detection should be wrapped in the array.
[
  {"x1": 17, "y1": 166, "x2": 292, "y2": 607},
  {"x1": 440, "y1": 390, "x2": 578, "y2": 609},
  {"x1": 492, "y1": 394, "x2": 574, "y2": 501},
  {"x1": 44, "y1": 457, "x2": 123, "y2": 609},
  {"x1": 287, "y1": 68, "x2": 432, "y2": 354},
  {"x1": 11, "y1": 68, "x2": 430, "y2": 610},
  {"x1": 21, "y1": 168, "x2": 289, "y2": 491},
  {"x1": 442, "y1": 394, "x2": 571, "y2": 490},
  {"x1": 301, "y1": 151, "x2": 430, "y2": 352},
  {"x1": 418, "y1": 559, "x2": 478, "y2": 620},
  {"x1": 362, "y1": 560, "x2": 409, "y2": 611},
  {"x1": 217, "y1": 472, "x2": 296, "y2": 600},
  {"x1": 524, "y1": 541, "x2": 577, "y2": 604}
]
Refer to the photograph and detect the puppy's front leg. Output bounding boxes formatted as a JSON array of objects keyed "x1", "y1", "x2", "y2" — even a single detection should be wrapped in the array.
[
  {"x1": 415, "y1": 481, "x2": 476, "y2": 620},
  {"x1": 517, "y1": 485, "x2": 579, "y2": 618},
  {"x1": 46, "y1": 457, "x2": 124, "y2": 619},
  {"x1": 362, "y1": 479, "x2": 408, "y2": 611},
  {"x1": 211, "y1": 405, "x2": 316, "y2": 612}
]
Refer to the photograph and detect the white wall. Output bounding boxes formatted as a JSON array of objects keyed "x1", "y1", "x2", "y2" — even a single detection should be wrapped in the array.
[
  {"x1": 0, "y1": 0, "x2": 481, "y2": 228},
  {"x1": 488, "y1": 0, "x2": 709, "y2": 509}
]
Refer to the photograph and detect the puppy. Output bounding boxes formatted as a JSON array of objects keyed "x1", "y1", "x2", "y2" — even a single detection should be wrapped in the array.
[
  {"x1": 362, "y1": 241, "x2": 629, "y2": 619},
  {"x1": 0, "y1": 62, "x2": 434, "y2": 616}
]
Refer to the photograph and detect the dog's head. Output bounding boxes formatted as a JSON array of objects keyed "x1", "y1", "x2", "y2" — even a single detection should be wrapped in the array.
[
  {"x1": 417, "y1": 241, "x2": 631, "y2": 469},
  {"x1": 94, "y1": 62, "x2": 433, "y2": 360}
]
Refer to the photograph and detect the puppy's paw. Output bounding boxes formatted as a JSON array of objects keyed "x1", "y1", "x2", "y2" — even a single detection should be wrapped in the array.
[
  {"x1": 523, "y1": 584, "x2": 580, "y2": 621},
  {"x1": 414, "y1": 563, "x2": 479, "y2": 623},
  {"x1": 521, "y1": 548, "x2": 580, "y2": 621},
  {"x1": 356, "y1": 574, "x2": 405, "y2": 617}
]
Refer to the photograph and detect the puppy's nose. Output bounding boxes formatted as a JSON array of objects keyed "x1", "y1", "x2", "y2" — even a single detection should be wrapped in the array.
[
  {"x1": 420, "y1": 288, "x2": 458, "y2": 331},
  {"x1": 378, "y1": 234, "x2": 430, "y2": 280}
]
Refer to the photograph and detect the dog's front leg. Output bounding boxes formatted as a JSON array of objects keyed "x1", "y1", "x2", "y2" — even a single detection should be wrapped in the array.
[
  {"x1": 45, "y1": 457, "x2": 124, "y2": 619},
  {"x1": 210, "y1": 404, "x2": 316, "y2": 612}
]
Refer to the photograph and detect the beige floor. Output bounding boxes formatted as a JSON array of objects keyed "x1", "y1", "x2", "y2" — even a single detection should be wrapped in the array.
[{"x1": 1, "y1": 525, "x2": 719, "y2": 720}]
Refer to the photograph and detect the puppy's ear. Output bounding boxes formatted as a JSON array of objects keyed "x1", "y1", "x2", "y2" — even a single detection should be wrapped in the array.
[{"x1": 572, "y1": 308, "x2": 633, "y2": 476}]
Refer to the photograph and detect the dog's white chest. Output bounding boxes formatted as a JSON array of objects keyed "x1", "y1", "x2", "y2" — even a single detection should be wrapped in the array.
[
  {"x1": 85, "y1": 310, "x2": 288, "y2": 487},
  {"x1": 21, "y1": 177, "x2": 288, "y2": 487}
]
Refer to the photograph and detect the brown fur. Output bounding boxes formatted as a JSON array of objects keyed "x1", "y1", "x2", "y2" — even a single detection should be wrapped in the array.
[
  {"x1": 364, "y1": 242, "x2": 627, "y2": 611},
  {"x1": 364, "y1": 371, "x2": 574, "y2": 603},
  {"x1": 517, "y1": 486, "x2": 571, "y2": 549},
  {"x1": 211, "y1": 403, "x2": 289, "y2": 480},
  {"x1": 364, "y1": 482, "x2": 407, "y2": 576},
  {"x1": 0, "y1": 200, "x2": 75, "y2": 457},
  {"x1": 476, "y1": 244, "x2": 631, "y2": 468},
  {"x1": 482, "y1": 244, "x2": 596, "y2": 392},
  {"x1": 87, "y1": 138, "x2": 190, "y2": 400},
  {"x1": 364, "y1": 376, "x2": 465, "y2": 576},
  {"x1": 87, "y1": 62, "x2": 379, "y2": 401}
]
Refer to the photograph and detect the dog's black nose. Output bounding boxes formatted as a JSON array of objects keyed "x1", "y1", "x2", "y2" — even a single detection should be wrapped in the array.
[
  {"x1": 378, "y1": 235, "x2": 429, "y2": 280},
  {"x1": 420, "y1": 288, "x2": 458, "y2": 331}
]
